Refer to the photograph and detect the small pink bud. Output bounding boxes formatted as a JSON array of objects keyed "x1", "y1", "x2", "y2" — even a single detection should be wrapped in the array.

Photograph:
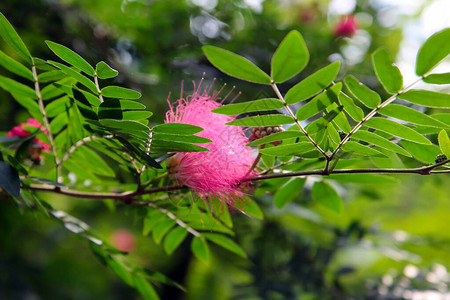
[{"x1": 333, "y1": 15, "x2": 358, "y2": 37}]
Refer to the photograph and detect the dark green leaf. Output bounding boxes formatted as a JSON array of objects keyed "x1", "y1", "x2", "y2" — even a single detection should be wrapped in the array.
[
  {"x1": 72, "y1": 89, "x2": 98, "y2": 121},
  {"x1": 132, "y1": 274, "x2": 160, "y2": 300},
  {"x1": 372, "y1": 47, "x2": 403, "y2": 94},
  {"x1": 438, "y1": 130, "x2": 450, "y2": 158},
  {"x1": 101, "y1": 86, "x2": 141, "y2": 99},
  {"x1": 344, "y1": 75, "x2": 381, "y2": 109},
  {"x1": 226, "y1": 114, "x2": 293, "y2": 126},
  {"x1": 153, "y1": 133, "x2": 211, "y2": 144},
  {"x1": 0, "y1": 13, "x2": 32, "y2": 64},
  {"x1": 37, "y1": 70, "x2": 66, "y2": 83},
  {"x1": 0, "y1": 50, "x2": 33, "y2": 80},
  {"x1": 202, "y1": 45, "x2": 271, "y2": 84},
  {"x1": 151, "y1": 140, "x2": 209, "y2": 152},
  {"x1": 415, "y1": 28, "x2": 450, "y2": 76},
  {"x1": 212, "y1": 98, "x2": 283, "y2": 115},
  {"x1": 259, "y1": 142, "x2": 316, "y2": 156},
  {"x1": 423, "y1": 73, "x2": 450, "y2": 84},
  {"x1": 152, "y1": 219, "x2": 176, "y2": 244},
  {"x1": 45, "y1": 96, "x2": 70, "y2": 117},
  {"x1": 338, "y1": 92, "x2": 364, "y2": 121},
  {"x1": 233, "y1": 197, "x2": 264, "y2": 219},
  {"x1": 123, "y1": 111, "x2": 153, "y2": 121},
  {"x1": 400, "y1": 140, "x2": 441, "y2": 164},
  {"x1": 47, "y1": 61, "x2": 98, "y2": 94},
  {"x1": 163, "y1": 227, "x2": 188, "y2": 255},
  {"x1": 0, "y1": 75, "x2": 36, "y2": 99},
  {"x1": 246, "y1": 130, "x2": 302, "y2": 146},
  {"x1": 41, "y1": 84, "x2": 65, "y2": 100},
  {"x1": 398, "y1": 90, "x2": 450, "y2": 108},
  {"x1": 352, "y1": 130, "x2": 411, "y2": 157},
  {"x1": 304, "y1": 106, "x2": 343, "y2": 134},
  {"x1": 271, "y1": 30, "x2": 309, "y2": 83},
  {"x1": 274, "y1": 177, "x2": 305, "y2": 208},
  {"x1": 295, "y1": 83, "x2": 342, "y2": 121},
  {"x1": 285, "y1": 62, "x2": 340, "y2": 104},
  {"x1": 379, "y1": 104, "x2": 449, "y2": 128},
  {"x1": 119, "y1": 100, "x2": 146, "y2": 110},
  {"x1": 365, "y1": 117, "x2": 431, "y2": 145},
  {"x1": 311, "y1": 181, "x2": 341, "y2": 213},
  {"x1": 13, "y1": 95, "x2": 41, "y2": 118},
  {"x1": 0, "y1": 162, "x2": 21, "y2": 198},
  {"x1": 152, "y1": 123, "x2": 203, "y2": 134},
  {"x1": 46, "y1": 41, "x2": 95, "y2": 76},
  {"x1": 191, "y1": 237, "x2": 210, "y2": 264},
  {"x1": 96, "y1": 61, "x2": 118, "y2": 79},
  {"x1": 202, "y1": 233, "x2": 246, "y2": 258}
]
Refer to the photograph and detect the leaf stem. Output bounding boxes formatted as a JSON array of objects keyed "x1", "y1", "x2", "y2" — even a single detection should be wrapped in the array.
[
  {"x1": 94, "y1": 74, "x2": 104, "y2": 103},
  {"x1": 61, "y1": 135, "x2": 114, "y2": 163},
  {"x1": 271, "y1": 82, "x2": 328, "y2": 158}
]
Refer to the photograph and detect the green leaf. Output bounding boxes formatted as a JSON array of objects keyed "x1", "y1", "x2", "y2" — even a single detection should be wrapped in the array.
[
  {"x1": 233, "y1": 197, "x2": 264, "y2": 219},
  {"x1": 13, "y1": 95, "x2": 41, "y2": 118},
  {"x1": 365, "y1": 117, "x2": 431, "y2": 145},
  {"x1": 153, "y1": 133, "x2": 211, "y2": 144},
  {"x1": 211, "y1": 98, "x2": 283, "y2": 115},
  {"x1": 438, "y1": 130, "x2": 450, "y2": 158},
  {"x1": 274, "y1": 177, "x2": 305, "y2": 208},
  {"x1": 329, "y1": 174, "x2": 398, "y2": 184},
  {"x1": 191, "y1": 237, "x2": 210, "y2": 264},
  {"x1": 0, "y1": 13, "x2": 32, "y2": 64},
  {"x1": 143, "y1": 210, "x2": 165, "y2": 236},
  {"x1": 246, "y1": 130, "x2": 302, "y2": 146},
  {"x1": 101, "y1": 86, "x2": 141, "y2": 99},
  {"x1": 163, "y1": 227, "x2": 188, "y2": 255},
  {"x1": 0, "y1": 162, "x2": 20, "y2": 198},
  {"x1": 398, "y1": 90, "x2": 450, "y2": 108},
  {"x1": 151, "y1": 140, "x2": 209, "y2": 153},
  {"x1": 202, "y1": 233, "x2": 246, "y2": 258},
  {"x1": 41, "y1": 84, "x2": 65, "y2": 100},
  {"x1": 338, "y1": 92, "x2": 364, "y2": 122},
  {"x1": 372, "y1": 47, "x2": 403, "y2": 94},
  {"x1": 47, "y1": 61, "x2": 98, "y2": 94},
  {"x1": 304, "y1": 106, "x2": 344, "y2": 134},
  {"x1": 105, "y1": 256, "x2": 133, "y2": 286},
  {"x1": 46, "y1": 41, "x2": 95, "y2": 76},
  {"x1": 400, "y1": 140, "x2": 441, "y2": 164},
  {"x1": 259, "y1": 142, "x2": 316, "y2": 156},
  {"x1": 132, "y1": 273, "x2": 160, "y2": 300},
  {"x1": 285, "y1": 61, "x2": 340, "y2": 104},
  {"x1": 0, "y1": 75, "x2": 36, "y2": 99},
  {"x1": 46, "y1": 96, "x2": 70, "y2": 117},
  {"x1": 295, "y1": 83, "x2": 342, "y2": 121},
  {"x1": 0, "y1": 50, "x2": 33, "y2": 80},
  {"x1": 423, "y1": 73, "x2": 450, "y2": 84},
  {"x1": 344, "y1": 75, "x2": 381, "y2": 109},
  {"x1": 415, "y1": 28, "x2": 450, "y2": 76},
  {"x1": 202, "y1": 45, "x2": 271, "y2": 84},
  {"x1": 226, "y1": 114, "x2": 293, "y2": 127},
  {"x1": 38, "y1": 70, "x2": 66, "y2": 83},
  {"x1": 341, "y1": 141, "x2": 384, "y2": 157},
  {"x1": 152, "y1": 219, "x2": 176, "y2": 245},
  {"x1": 311, "y1": 181, "x2": 341, "y2": 213},
  {"x1": 152, "y1": 123, "x2": 203, "y2": 134},
  {"x1": 379, "y1": 104, "x2": 450, "y2": 128},
  {"x1": 271, "y1": 30, "x2": 309, "y2": 83},
  {"x1": 96, "y1": 61, "x2": 118, "y2": 79},
  {"x1": 352, "y1": 130, "x2": 411, "y2": 157}
]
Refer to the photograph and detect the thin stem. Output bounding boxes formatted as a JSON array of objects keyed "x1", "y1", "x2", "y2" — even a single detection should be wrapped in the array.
[
  {"x1": 271, "y1": 82, "x2": 328, "y2": 158},
  {"x1": 94, "y1": 75, "x2": 104, "y2": 103},
  {"x1": 143, "y1": 202, "x2": 201, "y2": 237},
  {"x1": 330, "y1": 77, "x2": 424, "y2": 160},
  {"x1": 32, "y1": 63, "x2": 59, "y2": 180},
  {"x1": 61, "y1": 135, "x2": 114, "y2": 163}
]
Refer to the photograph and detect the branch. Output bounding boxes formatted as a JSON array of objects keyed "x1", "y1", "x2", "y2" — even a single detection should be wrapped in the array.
[
  {"x1": 61, "y1": 135, "x2": 114, "y2": 162},
  {"x1": 23, "y1": 159, "x2": 450, "y2": 201}
]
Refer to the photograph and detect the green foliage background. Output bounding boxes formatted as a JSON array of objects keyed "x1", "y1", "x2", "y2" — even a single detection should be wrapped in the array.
[{"x1": 1, "y1": 0, "x2": 450, "y2": 299}]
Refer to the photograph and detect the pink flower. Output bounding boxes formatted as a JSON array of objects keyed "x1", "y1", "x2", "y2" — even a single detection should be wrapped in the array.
[
  {"x1": 7, "y1": 118, "x2": 50, "y2": 159},
  {"x1": 110, "y1": 229, "x2": 136, "y2": 253},
  {"x1": 333, "y1": 15, "x2": 358, "y2": 37},
  {"x1": 165, "y1": 78, "x2": 255, "y2": 207}
]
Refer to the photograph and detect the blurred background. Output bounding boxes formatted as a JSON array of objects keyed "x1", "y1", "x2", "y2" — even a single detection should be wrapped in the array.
[{"x1": 1, "y1": 0, "x2": 450, "y2": 299}]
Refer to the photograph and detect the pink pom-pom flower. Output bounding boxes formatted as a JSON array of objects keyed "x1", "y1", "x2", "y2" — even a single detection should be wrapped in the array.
[
  {"x1": 165, "y1": 78, "x2": 255, "y2": 208},
  {"x1": 7, "y1": 118, "x2": 51, "y2": 160},
  {"x1": 333, "y1": 15, "x2": 358, "y2": 37}
]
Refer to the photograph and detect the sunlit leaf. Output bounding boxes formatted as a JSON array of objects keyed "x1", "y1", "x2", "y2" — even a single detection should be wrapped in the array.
[
  {"x1": 344, "y1": 75, "x2": 381, "y2": 109},
  {"x1": 152, "y1": 219, "x2": 176, "y2": 245},
  {"x1": 379, "y1": 104, "x2": 449, "y2": 128},
  {"x1": 415, "y1": 28, "x2": 450, "y2": 76},
  {"x1": 152, "y1": 123, "x2": 203, "y2": 134},
  {"x1": 423, "y1": 72, "x2": 450, "y2": 84},
  {"x1": 438, "y1": 130, "x2": 450, "y2": 158},
  {"x1": 365, "y1": 117, "x2": 431, "y2": 145},
  {"x1": 246, "y1": 130, "x2": 302, "y2": 146},
  {"x1": 203, "y1": 45, "x2": 271, "y2": 84},
  {"x1": 202, "y1": 233, "x2": 247, "y2": 258},
  {"x1": 398, "y1": 90, "x2": 450, "y2": 108},
  {"x1": 285, "y1": 61, "x2": 340, "y2": 104},
  {"x1": 274, "y1": 177, "x2": 305, "y2": 208},
  {"x1": 226, "y1": 114, "x2": 293, "y2": 126},
  {"x1": 0, "y1": 12, "x2": 32, "y2": 64},
  {"x1": 271, "y1": 30, "x2": 309, "y2": 83},
  {"x1": 163, "y1": 227, "x2": 188, "y2": 255},
  {"x1": 0, "y1": 75, "x2": 36, "y2": 99},
  {"x1": 341, "y1": 141, "x2": 384, "y2": 157},
  {"x1": 372, "y1": 47, "x2": 403, "y2": 94},
  {"x1": 212, "y1": 98, "x2": 283, "y2": 115},
  {"x1": 295, "y1": 83, "x2": 342, "y2": 121},
  {"x1": 48, "y1": 60, "x2": 98, "y2": 94},
  {"x1": 96, "y1": 61, "x2": 118, "y2": 79},
  {"x1": 400, "y1": 140, "x2": 441, "y2": 164},
  {"x1": 46, "y1": 41, "x2": 95, "y2": 76},
  {"x1": 0, "y1": 50, "x2": 33, "y2": 80},
  {"x1": 352, "y1": 130, "x2": 411, "y2": 157},
  {"x1": 191, "y1": 237, "x2": 210, "y2": 264},
  {"x1": 258, "y1": 142, "x2": 316, "y2": 156},
  {"x1": 101, "y1": 86, "x2": 141, "y2": 99},
  {"x1": 338, "y1": 92, "x2": 364, "y2": 122}
]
